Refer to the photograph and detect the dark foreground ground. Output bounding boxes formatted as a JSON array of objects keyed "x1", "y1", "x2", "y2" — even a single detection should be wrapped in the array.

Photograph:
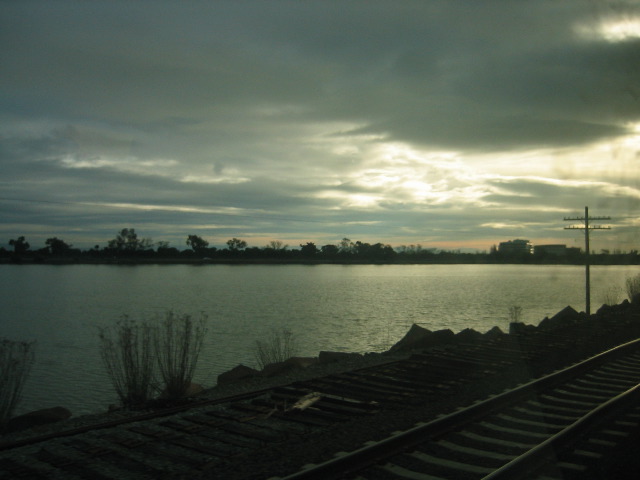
[
  {"x1": 198, "y1": 300, "x2": 640, "y2": 479},
  {"x1": 2, "y1": 298, "x2": 640, "y2": 479}
]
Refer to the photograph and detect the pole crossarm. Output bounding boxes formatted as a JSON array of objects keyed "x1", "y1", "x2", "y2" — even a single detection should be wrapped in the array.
[
  {"x1": 564, "y1": 216, "x2": 611, "y2": 230},
  {"x1": 564, "y1": 225, "x2": 611, "y2": 230}
]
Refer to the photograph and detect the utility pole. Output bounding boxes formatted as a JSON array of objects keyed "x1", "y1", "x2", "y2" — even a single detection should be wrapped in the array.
[{"x1": 564, "y1": 206, "x2": 611, "y2": 316}]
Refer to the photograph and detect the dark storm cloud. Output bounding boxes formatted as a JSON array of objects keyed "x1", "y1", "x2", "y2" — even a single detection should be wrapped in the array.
[
  {"x1": 4, "y1": 1, "x2": 638, "y2": 148},
  {"x1": 235, "y1": 1, "x2": 640, "y2": 149}
]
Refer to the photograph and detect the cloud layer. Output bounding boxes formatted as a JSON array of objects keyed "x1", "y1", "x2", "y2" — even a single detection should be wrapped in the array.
[{"x1": 1, "y1": 1, "x2": 638, "y2": 251}]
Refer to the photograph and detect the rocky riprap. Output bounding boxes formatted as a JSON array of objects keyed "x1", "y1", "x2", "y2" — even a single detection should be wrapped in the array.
[{"x1": 2, "y1": 297, "x2": 640, "y2": 479}]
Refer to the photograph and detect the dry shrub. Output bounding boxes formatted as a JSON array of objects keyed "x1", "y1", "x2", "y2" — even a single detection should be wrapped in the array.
[
  {"x1": 601, "y1": 286, "x2": 621, "y2": 306},
  {"x1": 99, "y1": 316, "x2": 155, "y2": 408},
  {"x1": 155, "y1": 311, "x2": 207, "y2": 400},
  {"x1": 626, "y1": 274, "x2": 640, "y2": 301},
  {"x1": 508, "y1": 305, "x2": 523, "y2": 324},
  {"x1": 0, "y1": 338, "x2": 35, "y2": 424},
  {"x1": 100, "y1": 312, "x2": 208, "y2": 407},
  {"x1": 255, "y1": 327, "x2": 298, "y2": 370}
]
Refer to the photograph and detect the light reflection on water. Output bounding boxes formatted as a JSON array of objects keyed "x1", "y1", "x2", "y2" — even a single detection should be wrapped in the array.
[{"x1": 0, "y1": 263, "x2": 637, "y2": 416}]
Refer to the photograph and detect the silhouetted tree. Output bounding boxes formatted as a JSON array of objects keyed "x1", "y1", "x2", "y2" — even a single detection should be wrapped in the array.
[
  {"x1": 226, "y1": 238, "x2": 247, "y2": 252},
  {"x1": 186, "y1": 235, "x2": 209, "y2": 254},
  {"x1": 349, "y1": 241, "x2": 395, "y2": 261},
  {"x1": 156, "y1": 242, "x2": 179, "y2": 257},
  {"x1": 300, "y1": 242, "x2": 318, "y2": 257},
  {"x1": 339, "y1": 238, "x2": 353, "y2": 255},
  {"x1": 397, "y1": 244, "x2": 424, "y2": 256},
  {"x1": 45, "y1": 237, "x2": 72, "y2": 255},
  {"x1": 107, "y1": 229, "x2": 152, "y2": 253},
  {"x1": 263, "y1": 240, "x2": 288, "y2": 257},
  {"x1": 266, "y1": 240, "x2": 287, "y2": 251},
  {"x1": 321, "y1": 244, "x2": 339, "y2": 257},
  {"x1": 9, "y1": 237, "x2": 30, "y2": 254}
]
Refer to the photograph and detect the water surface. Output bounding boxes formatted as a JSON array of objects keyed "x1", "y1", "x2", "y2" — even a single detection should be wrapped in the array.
[{"x1": 0, "y1": 264, "x2": 636, "y2": 415}]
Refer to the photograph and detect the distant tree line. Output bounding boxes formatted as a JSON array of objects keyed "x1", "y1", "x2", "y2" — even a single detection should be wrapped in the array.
[{"x1": 1, "y1": 229, "x2": 638, "y2": 265}]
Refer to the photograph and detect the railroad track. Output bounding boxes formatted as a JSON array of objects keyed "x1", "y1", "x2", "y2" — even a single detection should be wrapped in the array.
[
  {"x1": 1, "y1": 322, "x2": 639, "y2": 480},
  {"x1": 277, "y1": 338, "x2": 640, "y2": 480}
]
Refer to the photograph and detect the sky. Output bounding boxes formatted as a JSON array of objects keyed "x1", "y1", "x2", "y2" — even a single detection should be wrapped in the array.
[{"x1": 1, "y1": 1, "x2": 639, "y2": 252}]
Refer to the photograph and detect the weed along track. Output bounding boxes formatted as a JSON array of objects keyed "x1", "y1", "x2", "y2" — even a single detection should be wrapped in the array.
[{"x1": 2, "y1": 316, "x2": 640, "y2": 479}]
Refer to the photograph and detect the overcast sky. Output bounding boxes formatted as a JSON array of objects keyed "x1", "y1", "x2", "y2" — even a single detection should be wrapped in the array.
[{"x1": 1, "y1": 1, "x2": 639, "y2": 252}]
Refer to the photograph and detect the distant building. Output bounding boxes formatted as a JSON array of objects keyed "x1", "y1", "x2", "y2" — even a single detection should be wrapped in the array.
[
  {"x1": 534, "y1": 244, "x2": 567, "y2": 256},
  {"x1": 498, "y1": 239, "x2": 533, "y2": 255}
]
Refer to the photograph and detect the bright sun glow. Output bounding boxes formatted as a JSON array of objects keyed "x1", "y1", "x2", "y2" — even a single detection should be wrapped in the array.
[
  {"x1": 576, "y1": 16, "x2": 640, "y2": 42},
  {"x1": 599, "y1": 18, "x2": 640, "y2": 42},
  {"x1": 627, "y1": 122, "x2": 640, "y2": 137},
  {"x1": 347, "y1": 194, "x2": 382, "y2": 208},
  {"x1": 340, "y1": 141, "x2": 497, "y2": 207}
]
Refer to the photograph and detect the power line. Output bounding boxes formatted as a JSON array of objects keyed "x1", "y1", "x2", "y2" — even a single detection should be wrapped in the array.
[{"x1": 563, "y1": 206, "x2": 611, "y2": 316}]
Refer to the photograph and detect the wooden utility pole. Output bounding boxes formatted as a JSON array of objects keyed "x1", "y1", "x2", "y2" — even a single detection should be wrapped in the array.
[{"x1": 564, "y1": 206, "x2": 611, "y2": 316}]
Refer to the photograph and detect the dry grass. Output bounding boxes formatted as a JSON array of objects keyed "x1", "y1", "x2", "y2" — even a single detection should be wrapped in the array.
[
  {"x1": 255, "y1": 327, "x2": 298, "y2": 370},
  {"x1": 0, "y1": 338, "x2": 35, "y2": 424}
]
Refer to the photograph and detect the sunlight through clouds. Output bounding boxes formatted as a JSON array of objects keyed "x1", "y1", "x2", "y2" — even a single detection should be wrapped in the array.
[
  {"x1": 599, "y1": 17, "x2": 640, "y2": 42},
  {"x1": 60, "y1": 156, "x2": 179, "y2": 172},
  {"x1": 574, "y1": 13, "x2": 640, "y2": 42},
  {"x1": 180, "y1": 174, "x2": 250, "y2": 185},
  {"x1": 480, "y1": 221, "x2": 548, "y2": 230},
  {"x1": 349, "y1": 142, "x2": 498, "y2": 206},
  {"x1": 1, "y1": 1, "x2": 638, "y2": 250},
  {"x1": 78, "y1": 202, "x2": 254, "y2": 216}
]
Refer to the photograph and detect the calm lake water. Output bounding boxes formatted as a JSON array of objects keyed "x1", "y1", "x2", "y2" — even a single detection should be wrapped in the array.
[{"x1": 1, "y1": 264, "x2": 637, "y2": 416}]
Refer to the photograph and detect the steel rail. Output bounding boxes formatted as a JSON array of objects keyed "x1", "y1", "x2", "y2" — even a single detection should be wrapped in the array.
[
  {"x1": 275, "y1": 337, "x2": 640, "y2": 480},
  {"x1": 483, "y1": 382, "x2": 640, "y2": 479}
]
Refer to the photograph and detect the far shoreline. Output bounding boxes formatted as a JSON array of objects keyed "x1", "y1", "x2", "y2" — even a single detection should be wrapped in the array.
[{"x1": 1, "y1": 255, "x2": 639, "y2": 267}]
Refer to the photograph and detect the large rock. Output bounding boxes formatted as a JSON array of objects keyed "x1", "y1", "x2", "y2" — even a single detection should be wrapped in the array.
[
  {"x1": 261, "y1": 360, "x2": 294, "y2": 377},
  {"x1": 285, "y1": 356, "x2": 319, "y2": 369},
  {"x1": 455, "y1": 328, "x2": 483, "y2": 344},
  {"x1": 509, "y1": 322, "x2": 536, "y2": 335},
  {"x1": 389, "y1": 324, "x2": 455, "y2": 353},
  {"x1": 217, "y1": 364, "x2": 259, "y2": 385},
  {"x1": 388, "y1": 324, "x2": 431, "y2": 352},
  {"x1": 598, "y1": 299, "x2": 636, "y2": 318},
  {"x1": 596, "y1": 303, "x2": 615, "y2": 317},
  {"x1": 551, "y1": 305, "x2": 581, "y2": 323},
  {"x1": 158, "y1": 381, "x2": 205, "y2": 399},
  {"x1": 183, "y1": 382, "x2": 204, "y2": 397},
  {"x1": 4, "y1": 406, "x2": 71, "y2": 433},
  {"x1": 484, "y1": 326, "x2": 505, "y2": 340},
  {"x1": 538, "y1": 305, "x2": 580, "y2": 331},
  {"x1": 318, "y1": 351, "x2": 363, "y2": 364},
  {"x1": 261, "y1": 356, "x2": 319, "y2": 377}
]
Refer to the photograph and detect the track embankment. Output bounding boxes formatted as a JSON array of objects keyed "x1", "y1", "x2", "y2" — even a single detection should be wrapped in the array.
[{"x1": 1, "y1": 300, "x2": 639, "y2": 479}]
